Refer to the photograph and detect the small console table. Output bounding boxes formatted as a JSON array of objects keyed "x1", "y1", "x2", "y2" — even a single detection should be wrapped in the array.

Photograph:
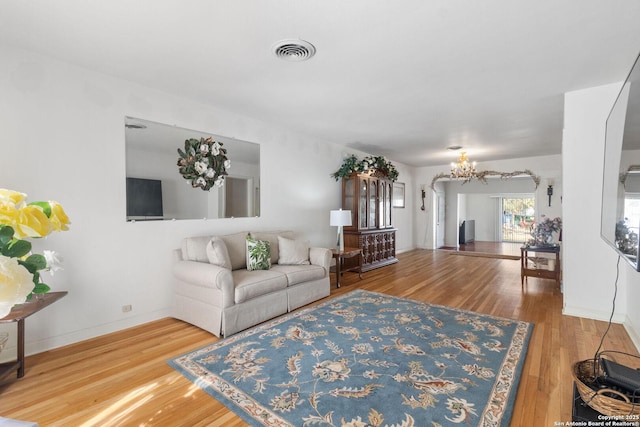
[
  {"x1": 331, "y1": 247, "x2": 363, "y2": 288},
  {"x1": 0, "y1": 291, "x2": 67, "y2": 381},
  {"x1": 520, "y1": 245, "x2": 560, "y2": 287}
]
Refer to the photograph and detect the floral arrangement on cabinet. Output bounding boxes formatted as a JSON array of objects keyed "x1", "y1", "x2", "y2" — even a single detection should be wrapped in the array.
[
  {"x1": 0, "y1": 189, "x2": 70, "y2": 318},
  {"x1": 332, "y1": 154, "x2": 399, "y2": 182},
  {"x1": 527, "y1": 215, "x2": 562, "y2": 247}
]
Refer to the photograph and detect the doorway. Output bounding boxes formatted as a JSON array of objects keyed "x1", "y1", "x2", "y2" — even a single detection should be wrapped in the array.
[
  {"x1": 436, "y1": 190, "x2": 445, "y2": 249},
  {"x1": 500, "y1": 196, "x2": 535, "y2": 243},
  {"x1": 218, "y1": 176, "x2": 256, "y2": 218}
]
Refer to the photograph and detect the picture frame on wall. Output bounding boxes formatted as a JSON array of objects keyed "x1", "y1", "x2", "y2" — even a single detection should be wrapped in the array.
[{"x1": 392, "y1": 182, "x2": 405, "y2": 208}]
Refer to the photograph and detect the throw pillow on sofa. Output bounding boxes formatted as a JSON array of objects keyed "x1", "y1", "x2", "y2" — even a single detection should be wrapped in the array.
[
  {"x1": 277, "y1": 236, "x2": 311, "y2": 265},
  {"x1": 205, "y1": 236, "x2": 232, "y2": 269},
  {"x1": 246, "y1": 236, "x2": 271, "y2": 271},
  {"x1": 221, "y1": 231, "x2": 249, "y2": 270},
  {"x1": 250, "y1": 231, "x2": 295, "y2": 265}
]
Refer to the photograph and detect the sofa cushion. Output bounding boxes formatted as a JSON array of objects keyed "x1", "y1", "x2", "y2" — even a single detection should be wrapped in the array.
[
  {"x1": 206, "y1": 236, "x2": 232, "y2": 269},
  {"x1": 221, "y1": 231, "x2": 249, "y2": 270},
  {"x1": 277, "y1": 236, "x2": 311, "y2": 265},
  {"x1": 232, "y1": 269, "x2": 288, "y2": 303},
  {"x1": 181, "y1": 235, "x2": 212, "y2": 262},
  {"x1": 246, "y1": 237, "x2": 271, "y2": 271},
  {"x1": 270, "y1": 264, "x2": 326, "y2": 286},
  {"x1": 250, "y1": 231, "x2": 295, "y2": 265}
]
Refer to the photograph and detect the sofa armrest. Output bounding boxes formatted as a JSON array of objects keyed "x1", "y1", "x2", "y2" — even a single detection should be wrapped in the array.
[
  {"x1": 309, "y1": 247, "x2": 331, "y2": 275},
  {"x1": 173, "y1": 261, "x2": 235, "y2": 303}
]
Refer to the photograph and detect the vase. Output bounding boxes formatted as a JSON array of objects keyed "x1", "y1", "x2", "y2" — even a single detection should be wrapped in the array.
[{"x1": 532, "y1": 234, "x2": 553, "y2": 247}]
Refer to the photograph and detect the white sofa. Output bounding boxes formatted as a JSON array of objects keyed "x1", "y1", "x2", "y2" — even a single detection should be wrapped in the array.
[{"x1": 172, "y1": 230, "x2": 331, "y2": 337}]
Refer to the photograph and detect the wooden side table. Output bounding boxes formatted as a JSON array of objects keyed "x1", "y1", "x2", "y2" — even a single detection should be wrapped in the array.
[
  {"x1": 520, "y1": 246, "x2": 560, "y2": 287},
  {"x1": 0, "y1": 291, "x2": 67, "y2": 381},
  {"x1": 331, "y1": 248, "x2": 363, "y2": 288}
]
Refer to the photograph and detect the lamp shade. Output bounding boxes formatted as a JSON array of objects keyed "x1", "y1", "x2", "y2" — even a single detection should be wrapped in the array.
[{"x1": 330, "y1": 209, "x2": 352, "y2": 227}]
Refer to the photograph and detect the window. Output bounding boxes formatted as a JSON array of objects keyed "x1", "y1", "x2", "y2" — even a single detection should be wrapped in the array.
[{"x1": 501, "y1": 196, "x2": 535, "y2": 243}]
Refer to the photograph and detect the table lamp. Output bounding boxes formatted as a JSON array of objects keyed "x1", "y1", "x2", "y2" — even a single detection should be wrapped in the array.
[{"x1": 330, "y1": 209, "x2": 352, "y2": 252}]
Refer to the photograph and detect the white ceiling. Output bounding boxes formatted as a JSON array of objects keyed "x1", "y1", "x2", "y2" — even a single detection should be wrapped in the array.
[{"x1": 2, "y1": 0, "x2": 640, "y2": 167}]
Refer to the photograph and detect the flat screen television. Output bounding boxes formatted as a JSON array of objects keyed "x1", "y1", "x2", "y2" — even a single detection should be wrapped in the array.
[
  {"x1": 601, "y1": 50, "x2": 640, "y2": 270},
  {"x1": 126, "y1": 177, "x2": 163, "y2": 220}
]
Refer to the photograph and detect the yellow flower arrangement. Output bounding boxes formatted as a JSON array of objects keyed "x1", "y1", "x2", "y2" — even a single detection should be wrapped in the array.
[{"x1": 0, "y1": 189, "x2": 70, "y2": 318}]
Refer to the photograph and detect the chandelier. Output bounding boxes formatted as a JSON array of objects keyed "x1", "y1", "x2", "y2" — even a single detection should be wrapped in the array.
[{"x1": 450, "y1": 151, "x2": 477, "y2": 179}]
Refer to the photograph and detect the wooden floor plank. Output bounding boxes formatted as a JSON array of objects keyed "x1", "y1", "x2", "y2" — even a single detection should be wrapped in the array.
[{"x1": 0, "y1": 249, "x2": 637, "y2": 426}]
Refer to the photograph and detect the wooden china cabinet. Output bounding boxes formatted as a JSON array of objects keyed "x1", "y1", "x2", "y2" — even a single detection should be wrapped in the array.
[{"x1": 341, "y1": 171, "x2": 398, "y2": 272}]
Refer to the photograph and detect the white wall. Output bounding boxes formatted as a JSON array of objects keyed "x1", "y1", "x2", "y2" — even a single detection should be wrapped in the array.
[
  {"x1": 457, "y1": 193, "x2": 468, "y2": 242},
  {"x1": 0, "y1": 44, "x2": 415, "y2": 355},
  {"x1": 390, "y1": 165, "x2": 415, "y2": 254},
  {"x1": 563, "y1": 82, "x2": 639, "y2": 350},
  {"x1": 414, "y1": 155, "x2": 562, "y2": 249},
  {"x1": 443, "y1": 177, "x2": 541, "y2": 246},
  {"x1": 466, "y1": 194, "x2": 498, "y2": 242}
]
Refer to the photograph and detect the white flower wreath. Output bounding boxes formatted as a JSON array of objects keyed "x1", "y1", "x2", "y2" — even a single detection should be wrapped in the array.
[{"x1": 177, "y1": 137, "x2": 231, "y2": 191}]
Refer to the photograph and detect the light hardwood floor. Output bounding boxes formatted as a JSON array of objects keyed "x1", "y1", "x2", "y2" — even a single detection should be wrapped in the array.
[{"x1": 1, "y1": 249, "x2": 637, "y2": 426}]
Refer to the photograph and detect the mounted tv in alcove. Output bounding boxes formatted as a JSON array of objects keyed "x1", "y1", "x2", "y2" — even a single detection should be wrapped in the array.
[
  {"x1": 601, "y1": 50, "x2": 640, "y2": 270},
  {"x1": 126, "y1": 177, "x2": 163, "y2": 220}
]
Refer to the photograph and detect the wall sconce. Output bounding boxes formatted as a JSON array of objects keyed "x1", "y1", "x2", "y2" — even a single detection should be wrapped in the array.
[
  {"x1": 420, "y1": 185, "x2": 426, "y2": 211},
  {"x1": 547, "y1": 179, "x2": 554, "y2": 207}
]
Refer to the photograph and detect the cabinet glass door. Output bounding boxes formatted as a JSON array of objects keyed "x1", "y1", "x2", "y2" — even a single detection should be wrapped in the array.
[
  {"x1": 379, "y1": 182, "x2": 386, "y2": 227},
  {"x1": 386, "y1": 182, "x2": 393, "y2": 227},
  {"x1": 343, "y1": 177, "x2": 355, "y2": 227},
  {"x1": 359, "y1": 178, "x2": 368, "y2": 229},
  {"x1": 369, "y1": 180, "x2": 377, "y2": 229}
]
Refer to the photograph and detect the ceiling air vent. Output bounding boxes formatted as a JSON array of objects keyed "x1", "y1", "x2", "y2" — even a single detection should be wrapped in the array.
[{"x1": 272, "y1": 39, "x2": 316, "y2": 62}]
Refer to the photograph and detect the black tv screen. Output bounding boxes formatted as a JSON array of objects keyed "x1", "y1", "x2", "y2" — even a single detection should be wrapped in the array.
[{"x1": 126, "y1": 177, "x2": 163, "y2": 219}]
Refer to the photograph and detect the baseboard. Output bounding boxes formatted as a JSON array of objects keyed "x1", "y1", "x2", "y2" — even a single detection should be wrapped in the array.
[
  {"x1": 395, "y1": 246, "x2": 416, "y2": 254},
  {"x1": 562, "y1": 307, "x2": 640, "y2": 353},
  {"x1": 17, "y1": 307, "x2": 173, "y2": 357},
  {"x1": 623, "y1": 316, "x2": 640, "y2": 353},
  {"x1": 562, "y1": 305, "x2": 627, "y2": 324}
]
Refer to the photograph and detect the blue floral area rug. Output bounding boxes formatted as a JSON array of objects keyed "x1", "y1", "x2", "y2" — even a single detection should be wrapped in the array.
[{"x1": 168, "y1": 290, "x2": 532, "y2": 426}]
